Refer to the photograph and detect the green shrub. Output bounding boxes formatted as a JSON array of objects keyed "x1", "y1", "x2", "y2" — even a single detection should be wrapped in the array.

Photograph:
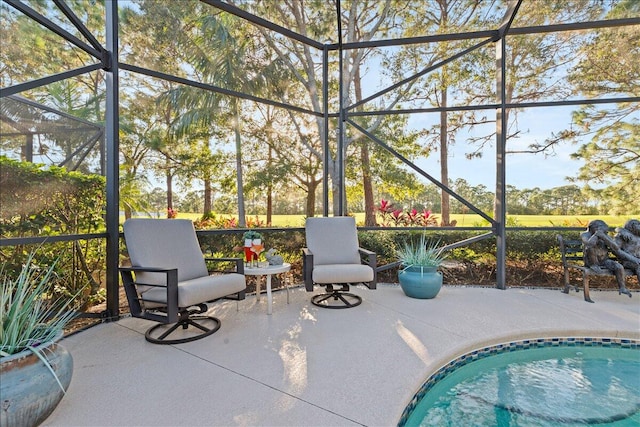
[
  {"x1": 0, "y1": 156, "x2": 106, "y2": 309},
  {"x1": 166, "y1": 221, "x2": 599, "y2": 288}
]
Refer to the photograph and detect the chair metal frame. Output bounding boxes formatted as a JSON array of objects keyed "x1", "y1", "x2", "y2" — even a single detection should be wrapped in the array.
[
  {"x1": 120, "y1": 247, "x2": 245, "y2": 344},
  {"x1": 302, "y1": 218, "x2": 377, "y2": 309}
]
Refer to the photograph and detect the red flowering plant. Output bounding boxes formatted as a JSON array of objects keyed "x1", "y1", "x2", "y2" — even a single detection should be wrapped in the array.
[
  {"x1": 193, "y1": 214, "x2": 265, "y2": 233},
  {"x1": 245, "y1": 215, "x2": 266, "y2": 228},
  {"x1": 416, "y1": 209, "x2": 438, "y2": 227},
  {"x1": 377, "y1": 199, "x2": 439, "y2": 227},
  {"x1": 193, "y1": 214, "x2": 266, "y2": 263},
  {"x1": 194, "y1": 213, "x2": 237, "y2": 229},
  {"x1": 167, "y1": 207, "x2": 178, "y2": 218},
  {"x1": 379, "y1": 199, "x2": 392, "y2": 214},
  {"x1": 390, "y1": 209, "x2": 405, "y2": 226},
  {"x1": 406, "y1": 208, "x2": 419, "y2": 224}
]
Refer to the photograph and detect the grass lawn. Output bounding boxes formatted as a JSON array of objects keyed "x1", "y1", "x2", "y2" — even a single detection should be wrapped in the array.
[{"x1": 172, "y1": 212, "x2": 635, "y2": 228}]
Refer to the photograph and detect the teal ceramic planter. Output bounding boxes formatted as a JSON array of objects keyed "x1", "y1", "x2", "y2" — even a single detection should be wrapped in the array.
[
  {"x1": 0, "y1": 340, "x2": 73, "y2": 427},
  {"x1": 398, "y1": 266, "x2": 443, "y2": 299}
]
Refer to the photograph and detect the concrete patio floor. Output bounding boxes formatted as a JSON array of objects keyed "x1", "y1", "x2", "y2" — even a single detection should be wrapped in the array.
[{"x1": 44, "y1": 284, "x2": 639, "y2": 427}]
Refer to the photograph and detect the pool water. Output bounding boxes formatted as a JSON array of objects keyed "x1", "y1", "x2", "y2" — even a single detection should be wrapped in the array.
[{"x1": 402, "y1": 344, "x2": 640, "y2": 427}]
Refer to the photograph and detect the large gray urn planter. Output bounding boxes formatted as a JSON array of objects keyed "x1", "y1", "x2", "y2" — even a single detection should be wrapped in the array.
[
  {"x1": 398, "y1": 266, "x2": 443, "y2": 299},
  {"x1": 0, "y1": 340, "x2": 73, "y2": 427}
]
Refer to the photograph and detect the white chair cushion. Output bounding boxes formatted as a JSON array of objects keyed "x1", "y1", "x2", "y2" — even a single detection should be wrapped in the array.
[
  {"x1": 142, "y1": 273, "x2": 246, "y2": 308},
  {"x1": 124, "y1": 219, "x2": 208, "y2": 283},
  {"x1": 312, "y1": 264, "x2": 374, "y2": 284},
  {"x1": 305, "y1": 217, "x2": 361, "y2": 265}
]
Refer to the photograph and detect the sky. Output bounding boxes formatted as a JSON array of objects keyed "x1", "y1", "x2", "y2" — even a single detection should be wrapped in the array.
[
  {"x1": 355, "y1": 45, "x2": 592, "y2": 192},
  {"x1": 408, "y1": 105, "x2": 586, "y2": 191}
]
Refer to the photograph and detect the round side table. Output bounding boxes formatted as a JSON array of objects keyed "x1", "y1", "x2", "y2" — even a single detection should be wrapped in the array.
[{"x1": 243, "y1": 262, "x2": 291, "y2": 315}]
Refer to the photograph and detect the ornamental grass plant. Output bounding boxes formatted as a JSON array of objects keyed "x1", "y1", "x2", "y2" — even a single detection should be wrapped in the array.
[
  {"x1": 397, "y1": 233, "x2": 447, "y2": 269},
  {"x1": 1, "y1": 252, "x2": 78, "y2": 358}
]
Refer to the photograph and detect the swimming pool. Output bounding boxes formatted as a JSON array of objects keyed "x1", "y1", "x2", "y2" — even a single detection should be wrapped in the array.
[{"x1": 399, "y1": 337, "x2": 640, "y2": 427}]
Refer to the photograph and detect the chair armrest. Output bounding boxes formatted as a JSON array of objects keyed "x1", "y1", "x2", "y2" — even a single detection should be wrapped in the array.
[
  {"x1": 119, "y1": 266, "x2": 179, "y2": 323},
  {"x1": 119, "y1": 266, "x2": 177, "y2": 273},
  {"x1": 205, "y1": 257, "x2": 244, "y2": 275},
  {"x1": 358, "y1": 247, "x2": 376, "y2": 267},
  {"x1": 358, "y1": 248, "x2": 377, "y2": 289},
  {"x1": 358, "y1": 247, "x2": 375, "y2": 256},
  {"x1": 302, "y1": 248, "x2": 314, "y2": 291}
]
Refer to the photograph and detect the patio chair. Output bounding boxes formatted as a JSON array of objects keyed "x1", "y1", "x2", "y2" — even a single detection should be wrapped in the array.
[
  {"x1": 120, "y1": 219, "x2": 246, "y2": 344},
  {"x1": 303, "y1": 216, "x2": 376, "y2": 308}
]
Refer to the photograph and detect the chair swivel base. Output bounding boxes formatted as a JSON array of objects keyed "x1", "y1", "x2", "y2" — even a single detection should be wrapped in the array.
[
  {"x1": 311, "y1": 284, "x2": 362, "y2": 309},
  {"x1": 145, "y1": 304, "x2": 221, "y2": 344}
]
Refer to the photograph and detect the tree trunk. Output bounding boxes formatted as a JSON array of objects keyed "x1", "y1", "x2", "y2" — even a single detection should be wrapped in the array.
[
  {"x1": 166, "y1": 155, "x2": 173, "y2": 214},
  {"x1": 354, "y1": 67, "x2": 376, "y2": 226},
  {"x1": 330, "y1": 158, "x2": 340, "y2": 216},
  {"x1": 494, "y1": 85, "x2": 513, "y2": 219},
  {"x1": 203, "y1": 177, "x2": 212, "y2": 214},
  {"x1": 266, "y1": 145, "x2": 273, "y2": 225},
  {"x1": 307, "y1": 179, "x2": 319, "y2": 218},
  {"x1": 267, "y1": 186, "x2": 272, "y2": 225},
  {"x1": 361, "y1": 143, "x2": 376, "y2": 226},
  {"x1": 440, "y1": 79, "x2": 450, "y2": 226},
  {"x1": 234, "y1": 100, "x2": 246, "y2": 226},
  {"x1": 23, "y1": 134, "x2": 33, "y2": 162}
]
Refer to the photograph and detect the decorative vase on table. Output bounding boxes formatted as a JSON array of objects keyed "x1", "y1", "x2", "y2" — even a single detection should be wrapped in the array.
[
  {"x1": 242, "y1": 230, "x2": 264, "y2": 267},
  {"x1": 242, "y1": 230, "x2": 263, "y2": 267},
  {"x1": 396, "y1": 234, "x2": 447, "y2": 299},
  {"x1": 0, "y1": 252, "x2": 78, "y2": 427},
  {"x1": 243, "y1": 238, "x2": 255, "y2": 264}
]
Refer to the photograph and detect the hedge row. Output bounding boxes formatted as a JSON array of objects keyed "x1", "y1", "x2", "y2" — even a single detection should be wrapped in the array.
[{"x1": 195, "y1": 228, "x2": 578, "y2": 267}]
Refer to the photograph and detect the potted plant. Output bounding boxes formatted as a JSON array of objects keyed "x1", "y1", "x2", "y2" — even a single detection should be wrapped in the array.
[
  {"x1": 243, "y1": 230, "x2": 263, "y2": 242},
  {"x1": 1, "y1": 253, "x2": 78, "y2": 427},
  {"x1": 397, "y1": 234, "x2": 447, "y2": 299}
]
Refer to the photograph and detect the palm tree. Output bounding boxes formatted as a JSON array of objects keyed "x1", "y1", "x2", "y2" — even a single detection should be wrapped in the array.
[
  {"x1": 120, "y1": 172, "x2": 152, "y2": 219},
  {"x1": 161, "y1": 13, "x2": 265, "y2": 227}
]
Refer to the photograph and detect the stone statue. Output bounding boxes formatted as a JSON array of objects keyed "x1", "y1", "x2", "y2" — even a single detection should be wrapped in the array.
[
  {"x1": 581, "y1": 219, "x2": 632, "y2": 297},
  {"x1": 265, "y1": 248, "x2": 284, "y2": 266},
  {"x1": 614, "y1": 219, "x2": 640, "y2": 278}
]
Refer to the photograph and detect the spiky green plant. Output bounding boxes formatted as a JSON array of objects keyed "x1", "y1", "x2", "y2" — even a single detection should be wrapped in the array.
[
  {"x1": 397, "y1": 234, "x2": 447, "y2": 269},
  {"x1": 1, "y1": 253, "x2": 78, "y2": 391}
]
